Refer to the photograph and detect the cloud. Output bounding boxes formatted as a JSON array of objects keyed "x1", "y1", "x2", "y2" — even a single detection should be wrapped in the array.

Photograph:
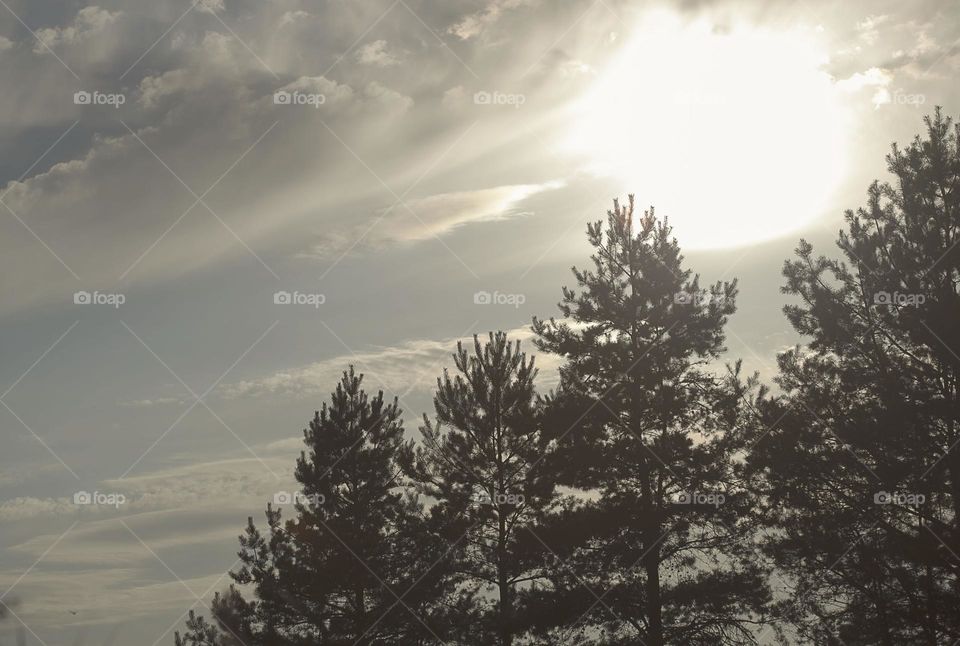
[
  {"x1": 442, "y1": 85, "x2": 467, "y2": 108},
  {"x1": 0, "y1": 26, "x2": 417, "y2": 317},
  {"x1": 0, "y1": 0, "x2": 588, "y2": 319},
  {"x1": 302, "y1": 182, "x2": 561, "y2": 257},
  {"x1": 278, "y1": 10, "x2": 311, "y2": 29},
  {"x1": 137, "y1": 68, "x2": 208, "y2": 109},
  {"x1": 33, "y1": 6, "x2": 122, "y2": 53},
  {"x1": 0, "y1": 462, "x2": 67, "y2": 488},
  {"x1": 1, "y1": 1, "x2": 959, "y2": 640},
  {"x1": 835, "y1": 66, "x2": 893, "y2": 108},
  {"x1": 277, "y1": 75, "x2": 356, "y2": 105},
  {"x1": 856, "y1": 14, "x2": 889, "y2": 45},
  {"x1": 195, "y1": 0, "x2": 225, "y2": 15},
  {"x1": 0, "y1": 457, "x2": 293, "y2": 523},
  {"x1": 100, "y1": 458, "x2": 293, "y2": 513},
  {"x1": 0, "y1": 419, "x2": 315, "y2": 630},
  {"x1": 0, "y1": 562, "x2": 227, "y2": 631},
  {"x1": 362, "y1": 81, "x2": 415, "y2": 111},
  {"x1": 884, "y1": 29, "x2": 960, "y2": 79},
  {"x1": 117, "y1": 397, "x2": 186, "y2": 408},
  {"x1": 836, "y1": 66, "x2": 893, "y2": 91},
  {"x1": 0, "y1": 496, "x2": 75, "y2": 522},
  {"x1": 449, "y1": 0, "x2": 536, "y2": 40},
  {"x1": 0, "y1": 512, "x2": 248, "y2": 630},
  {"x1": 219, "y1": 325, "x2": 561, "y2": 400},
  {"x1": 0, "y1": 457, "x2": 298, "y2": 629},
  {"x1": 356, "y1": 39, "x2": 401, "y2": 67},
  {"x1": 219, "y1": 336, "x2": 458, "y2": 400},
  {"x1": 558, "y1": 58, "x2": 595, "y2": 78},
  {"x1": 834, "y1": 13, "x2": 960, "y2": 82},
  {"x1": 261, "y1": 436, "x2": 308, "y2": 454},
  {"x1": 388, "y1": 183, "x2": 558, "y2": 242}
]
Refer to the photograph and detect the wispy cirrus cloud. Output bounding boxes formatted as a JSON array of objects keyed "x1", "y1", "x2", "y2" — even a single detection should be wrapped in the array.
[
  {"x1": 301, "y1": 181, "x2": 562, "y2": 258},
  {"x1": 219, "y1": 325, "x2": 561, "y2": 401},
  {"x1": 0, "y1": 456, "x2": 294, "y2": 523},
  {"x1": 219, "y1": 335, "x2": 461, "y2": 400}
]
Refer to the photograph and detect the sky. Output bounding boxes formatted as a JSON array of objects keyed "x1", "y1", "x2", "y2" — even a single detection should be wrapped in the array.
[{"x1": 0, "y1": 0, "x2": 958, "y2": 642}]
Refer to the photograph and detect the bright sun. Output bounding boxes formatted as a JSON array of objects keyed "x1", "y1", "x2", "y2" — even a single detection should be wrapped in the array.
[{"x1": 564, "y1": 13, "x2": 850, "y2": 250}]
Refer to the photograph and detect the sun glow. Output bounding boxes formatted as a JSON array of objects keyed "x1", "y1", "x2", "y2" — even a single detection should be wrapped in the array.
[{"x1": 564, "y1": 13, "x2": 850, "y2": 249}]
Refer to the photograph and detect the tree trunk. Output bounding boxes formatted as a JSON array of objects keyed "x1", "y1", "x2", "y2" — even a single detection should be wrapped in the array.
[
  {"x1": 644, "y1": 533, "x2": 663, "y2": 646},
  {"x1": 497, "y1": 483, "x2": 512, "y2": 646},
  {"x1": 495, "y1": 387, "x2": 513, "y2": 646},
  {"x1": 924, "y1": 560, "x2": 938, "y2": 646},
  {"x1": 638, "y1": 446, "x2": 663, "y2": 646},
  {"x1": 871, "y1": 562, "x2": 894, "y2": 646},
  {"x1": 637, "y1": 424, "x2": 663, "y2": 646},
  {"x1": 498, "y1": 557, "x2": 513, "y2": 646},
  {"x1": 354, "y1": 587, "x2": 366, "y2": 644}
]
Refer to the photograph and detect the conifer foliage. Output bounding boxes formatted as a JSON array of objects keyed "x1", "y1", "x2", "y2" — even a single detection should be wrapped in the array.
[
  {"x1": 401, "y1": 332, "x2": 556, "y2": 645},
  {"x1": 176, "y1": 367, "x2": 451, "y2": 645},
  {"x1": 529, "y1": 196, "x2": 769, "y2": 645},
  {"x1": 748, "y1": 108, "x2": 960, "y2": 644}
]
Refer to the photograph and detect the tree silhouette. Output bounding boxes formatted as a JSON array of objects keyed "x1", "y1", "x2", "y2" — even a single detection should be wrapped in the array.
[
  {"x1": 174, "y1": 609, "x2": 223, "y2": 645},
  {"x1": 530, "y1": 196, "x2": 770, "y2": 645},
  {"x1": 748, "y1": 109, "x2": 960, "y2": 644},
  {"x1": 401, "y1": 332, "x2": 557, "y2": 645},
  {"x1": 177, "y1": 367, "x2": 454, "y2": 645},
  {"x1": 162, "y1": 148, "x2": 960, "y2": 644}
]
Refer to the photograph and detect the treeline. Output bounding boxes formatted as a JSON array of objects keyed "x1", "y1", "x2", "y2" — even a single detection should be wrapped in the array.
[{"x1": 175, "y1": 110, "x2": 960, "y2": 645}]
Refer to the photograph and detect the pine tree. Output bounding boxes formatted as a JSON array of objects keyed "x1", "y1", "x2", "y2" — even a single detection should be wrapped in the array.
[
  {"x1": 531, "y1": 196, "x2": 770, "y2": 645},
  {"x1": 401, "y1": 332, "x2": 556, "y2": 646},
  {"x1": 174, "y1": 602, "x2": 242, "y2": 646},
  {"x1": 177, "y1": 367, "x2": 454, "y2": 645},
  {"x1": 748, "y1": 109, "x2": 960, "y2": 643}
]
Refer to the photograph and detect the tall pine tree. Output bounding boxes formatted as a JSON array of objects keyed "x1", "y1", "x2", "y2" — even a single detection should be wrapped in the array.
[
  {"x1": 177, "y1": 367, "x2": 457, "y2": 645},
  {"x1": 748, "y1": 109, "x2": 960, "y2": 644},
  {"x1": 401, "y1": 332, "x2": 556, "y2": 646},
  {"x1": 531, "y1": 196, "x2": 770, "y2": 645}
]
